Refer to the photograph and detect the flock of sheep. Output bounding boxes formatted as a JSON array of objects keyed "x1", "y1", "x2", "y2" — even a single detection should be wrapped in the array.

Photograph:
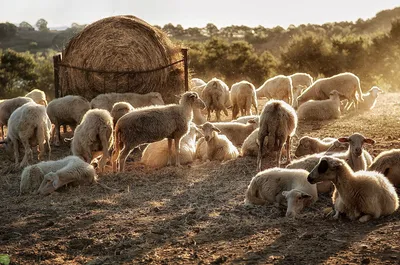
[{"x1": 0, "y1": 71, "x2": 399, "y2": 223}]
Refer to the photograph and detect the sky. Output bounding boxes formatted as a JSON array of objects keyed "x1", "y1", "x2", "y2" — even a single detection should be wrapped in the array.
[{"x1": 1, "y1": 0, "x2": 399, "y2": 29}]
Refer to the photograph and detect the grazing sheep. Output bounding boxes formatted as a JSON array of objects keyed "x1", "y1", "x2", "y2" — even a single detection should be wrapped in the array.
[
  {"x1": 308, "y1": 156, "x2": 399, "y2": 222},
  {"x1": 71, "y1": 109, "x2": 113, "y2": 172},
  {"x1": 256, "y1": 75, "x2": 294, "y2": 105},
  {"x1": 196, "y1": 122, "x2": 239, "y2": 161},
  {"x1": 296, "y1": 72, "x2": 363, "y2": 109},
  {"x1": 257, "y1": 100, "x2": 297, "y2": 171},
  {"x1": 140, "y1": 123, "x2": 201, "y2": 168},
  {"x1": 230, "y1": 80, "x2": 258, "y2": 119},
  {"x1": 0, "y1": 97, "x2": 34, "y2": 140},
  {"x1": 358, "y1": 86, "x2": 383, "y2": 110},
  {"x1": 297, "y1": 90, "x2": 342, "y2": 121},
  {"x1": 232, "y1": 115, "x2": 260, "y2": 125},
  {"x1": 112, "y1": 92, "x2": 205, "y2": 172},
  {"x1": 110, "y1": 102, "x2": 134, "y2": 125},
  {"x1": 212, "y1": 119, "x2": 258, "y2": 146},
  {"x1": 289, "y1": 73, "x2": 313, "y2": 103},
  {"x1": 46, "y1": 95, "x2": 91, "y2": 146},
  {"x1": 25, "y1": 89, "x2": 47, "y2": 106},
  {"x1": 202, "y1": 78, "x2": 230, "y2": 121},
  {"x1": 294, "y1": 136, "x2": 348, "y2": 157},
  {"x1": 368, "y1": 149, "x2": 400, "y2": 187},
  {"x1": 1, "y1": 102, "x2": 51, "y2": 168},
  {"x1": 90, "y1": 92, "x2": 165, "y2": 112},
  {"x1": 245, "y1": 168, "x2": 318, "y2": 218}
]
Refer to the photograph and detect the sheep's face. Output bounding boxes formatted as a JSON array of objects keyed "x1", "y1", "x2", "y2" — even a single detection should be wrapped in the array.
[
  {"x1": 38, "y1": 172, "x2": 60, "y2": 195},
  {"x1": 283, "y1": 190, "x2": 313, "y2": 218},
  {"x1": 182, "y1": 92, "x2": 206, "y2": 110},
  {"x1": 149, "y1": 92, "x2": 165, "y2": 106},
  {"x1": 307, "y1": 157, "x2": 343, "y2": 184},
  {"x1": 369, "y1": 86, "x2": 383, "y2": 98},
  {"x1": 199, "y1": 122, "x2": 220, "y2": 142},
  {"x1": 338, "y1": 133, "x2": 375, "y2": 157},
  {"x1": 329, "y1": 90, "x2": 342, "y2": 101}
]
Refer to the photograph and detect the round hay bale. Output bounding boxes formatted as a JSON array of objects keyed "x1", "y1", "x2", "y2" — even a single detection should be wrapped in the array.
[{"x1": 59, "y1": 15, "x2": 185, "y2": 103}]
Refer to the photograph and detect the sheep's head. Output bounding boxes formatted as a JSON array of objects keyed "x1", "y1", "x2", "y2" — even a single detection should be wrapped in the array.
[
  {"x1": 369, "y1": 86, "x2": 383, "y2": 98},
  {"x1": 246, "y1": 119, "x2": 258, "y2": 130},
  {"x1": 282, "y1": 189, "x2": 313, "y2": 218},
  {"x1": 295, "y1": 136, "x2": 314, "y2": 157},
  {"x1": 308, "y1": 156, "x2": 344, "y2": 184},
  {"x1": 338, "y1": 133, "x2": 375, "y2": 157},
  {"x1": 199, "y1": 122, "x2": 220, "y2": 142},
  {"x1": 20, "y1": 165, "x2": 45, "y2": 195},
  {"x1": 329, "y1": 90, "x2": 344, "y2": 101},
  {"x1": 38, "y1": 172, "x2": 60, "y2": 195},
  {"x1": 181, "y1": 92, "x2": 206, "y2": 110},
  {"x1": 148, "y1": 92, "x2": 165, "y2": 106}
]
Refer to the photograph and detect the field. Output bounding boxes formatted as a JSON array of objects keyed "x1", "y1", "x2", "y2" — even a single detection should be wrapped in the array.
[{"x1": 1, "y1": 93, "x2": 400, "y2": 265}]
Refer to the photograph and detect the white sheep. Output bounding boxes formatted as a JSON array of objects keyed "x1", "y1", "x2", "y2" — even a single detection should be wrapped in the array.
[
  {"x1": 294, "y1": 136, "x2": 348, "y2": 157},
  {"x1": 245, "y1": 168, "x2": 318, "y2": 218},
  {"x1": 201, "y1": 78, "x2": 231, "y2": 122},
  {"x1": 230, "y1": 80, "x2": 258, "y2": 119},
  {"x1": 257, "y1": 100, "x2": 297, "y2": 171},
  {"x1": 232, "y1": 115, "x2": 260, "y2": 125},
  {"x1": 46, "y1": 95, "x2": 91, "y2": 146},
  {"x1": 110, "y1": 101, "x2": 134, "y2": 125},
  {"x1": 297, "y1": 90, "x2": 342, "y2": 120},
  {"x1": 212, "y1": 119, "x2": 258, "y2": 146},
  {"x1": 112, "y1": 92, "x2": 205, "y2": 172},
  {"x1": 358, "y1": 86, "x2": 383, "y2": 110},
  {"x1": 368, "y1": 149, "x2": 400, "y2": 187},
  {"x1": 241, "y1": 128, "x2": 265, "y2": 157},
  {"x1": 71, "y1": 109, "x2": 114, "y2": 172},
  {"x1": 289, "y1": 73, "x2": 313, "y2": 103},
  {"x1": 25, "y1": 89, "x2": 47, "y2": 106},
  {"x1": 192, "y1": 107, "x2": 207, "y2": 125},
  {"x1": 191, "y1": 78, "x2": 206, "y2": 88},
  {"x1": 256, "y1": 75, "x2": 294, "y2": 105},
  {"x1": 308, "y1": 156, "x2": 399, "y2": 222}
]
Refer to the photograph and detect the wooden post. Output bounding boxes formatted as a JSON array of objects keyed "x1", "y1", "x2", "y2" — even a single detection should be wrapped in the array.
[
  {"x1": 181, "y1": 48, "x2": 189, "y2": 92},
  {"x1": 53, "y1": 54, "x2": 62, "y2": 98}
]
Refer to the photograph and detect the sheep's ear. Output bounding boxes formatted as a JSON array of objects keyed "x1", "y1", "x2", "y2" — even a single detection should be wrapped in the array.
[
  {"x1": 364, "y1": 138, "x2": 375, "y2": 145},
  {"x1": 300, "y1": 192, "x2": 312, "y2": 199},
  {"x1": 318, "y1": 159, "x2": 329, "y2": 173},
  {"x1": 212, "y1": 127, "x2": 221, "y2": 133},
  {"x1": 337, "y1": 137, "x2": 349, "y2": 143},
  {"x1": 282, "y1": 191, "x2": 289, "y2": 197},
  {"x1": 247, "y1": 119, "x2": 256, "y2": 124}
]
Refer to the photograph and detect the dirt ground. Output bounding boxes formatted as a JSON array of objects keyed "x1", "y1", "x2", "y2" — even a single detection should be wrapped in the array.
[{"x1": 1, "y1": 93, "x2": 399, "y2": 265}]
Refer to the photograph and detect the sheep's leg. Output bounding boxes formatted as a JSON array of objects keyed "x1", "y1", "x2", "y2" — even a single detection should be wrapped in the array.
[
  {"x1": 257, "y1": 134, "x2": 265, "y2": 172},
  {"x1": 118, "y1": 145, "x2": 133, "y2": 172},
  {"x1": 216, "y1": 110, "x2": 221, "y2": 122},
  {"x1": 277, "y1": 143, "x2": 283, "y2": 168},
  {"x1": 1, "y1": 125, "x2": 4, "y2": 140},
  {"x1": 232, "y1": 105, "x2": 239, "y2": 120},
  {"x1": 111, "y1": 149, "x2": 119, "y2": 172},
  {"x1": 167, "y1": 138, "x2": 173, "y2": 166},
  {"x1": 20, "y1": 138, "x2": 32, "y2": 168},
  {"x1": 97, "y1": 132, "x2": 111, "y2": 173},
  {"x1": 12, "y1": 139, "x2": 20, "y2": 167},
  {"x1": 285, "y1": 136, "x2": 291, "y2": 164},
  {"x1": 174, "y1": 136, "x2": 181, "y2": 167},
  {"x1": 54, "y1": 123, "x2": 61, "y2": 146},
  {"x1": 207, "y1": 109, "x2": 211, "y2": 121}
]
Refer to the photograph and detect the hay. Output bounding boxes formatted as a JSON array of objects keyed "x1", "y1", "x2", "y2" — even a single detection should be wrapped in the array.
[{"x1": 59, "y1": 15, "x2": 185, "y2": 103}]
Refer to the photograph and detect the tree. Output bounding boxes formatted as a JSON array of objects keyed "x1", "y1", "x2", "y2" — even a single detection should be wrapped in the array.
[
  {"x1": 19, "y1": 21, "x2": 34, "y2": 31},
  {"x1": 206, "y1": 23, "x2": 219, "y2": 37},
  {"x1": 0, "y1": 22, "x2": 17, "y2": 39},
  {"x1": 36, "y1": 18, "x2": 49, "y2": 31},
  {"x1": 185, "y1": 27, "x2": 202, "y2": 37}
]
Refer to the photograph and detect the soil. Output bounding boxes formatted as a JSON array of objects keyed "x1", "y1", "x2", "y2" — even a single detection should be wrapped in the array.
[{"x1": 0, "y1": 93, "x2": 399, "y2": 265}]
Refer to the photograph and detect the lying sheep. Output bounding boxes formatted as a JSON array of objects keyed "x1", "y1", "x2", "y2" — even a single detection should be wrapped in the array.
[
  {"x1": 71, "y1": 109, "x2": 113, "y2": 172},
  {"x1": 140, "y1": 123, "x2": 200, "y2": 168},
  {"x1": 232, "y1": 115, "x2": 260, "y2": 125},
  {"x1": 241, "y1": 128, "x2": 266, "y2": 157},
  {"x1": 46, "y1": 95, "x2": 91, "y2": 146},
  {"x1": 358, "y1": 86, "x2": 383, "y2": 110},
  {"x1": 294, "y1": 136, "x2": 348, "y2": 157},
  {"x1": 202, "y1": 78, "x2": 230, "y2": 122},
  {"x1": 0, "y1": 97, "x2": 34, "y2": 140},
  {"x1": 289, "y1": 73, "x2": 313, "y2": 104},
  {"x1": 368, "y1": 149, "x2": 400, "y2": 187},
  {"x1": 308, "y1": 156, "x2": 399, "y2": 222},
  {"x1": 196, "y1": 122, "x2": 239, "y2": 161},
  {"x1": 110, "y1": 102, "x2": 134, "y2": 125},
  {"x1": 25, "y1": 89, "x2": 47, "y2": 106},
  {"x1": 297, "y1": 90, "x2": 342, "y2": 120},
  {"x1": 257, "y1": 100, "x2": 297, "y2": 171},
  {"x1": 256, "y1": 75, "x2": 293, "y2": 105},
  {"x1": 230, "y1": 80, "x2": 258, "y2": 120},
  {"x1": 90, "y1": 92, "x2": 165, "y2": 112},
  {"x1": 245, "y1": 168, "x2": 318, "y2": 218},
  {"x1": 212, "y1": 119, "x2": 258, "y2": 146},
  {"x1": 112, "y1": 92, "x2": 205, "y2": 172},
  {"x1": 1, "y1": 102, "x2": 51, "y2": 168}
]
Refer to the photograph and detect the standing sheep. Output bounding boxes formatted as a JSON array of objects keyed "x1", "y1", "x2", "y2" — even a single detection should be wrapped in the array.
[
  {"x1": 368, "y1": 149, "x2": 400, "y2": 187},
  {"x1": 0, "y1": 97, "x2": 34, "y2": 140},
  {"x1": 202, "y1": 78, "x2": 231, "y2": 122},
  {"x1": 289, "y1": 73, "x2": 313, "y2": 103},
  {"x1": 257, "y1": 100, "x2": 297, "y2": 171},
  {"x1": 308, "y1": 156, "x2": 399, "y2": 222},
  {"x1": 256, "y1": 75, "x2": 294, "y2": 106},
  {"x1": 297, "y1": 90, "x2": 342, "y2": 121},
  {"x1": 25, "y1": 89, "x2": 47, "y2": 106},
  {"x1": 90, "y1": 92, "x2": 165, "y2": 111},
  {"x1": 230, "y1": 80, "x2": 258, "y2": 119},
  {"x1": 294, "y1": 136, "x2": 348, "y2": 157},
  {"x1": 110, "y1": 102, "x2": 134, "y2": 125},
  {"x1": 212, "y1": 119, "x2": 258, "y2": 146},
  {"x1": 112, "y1": 92, "x2": 205, "y2": 172}
]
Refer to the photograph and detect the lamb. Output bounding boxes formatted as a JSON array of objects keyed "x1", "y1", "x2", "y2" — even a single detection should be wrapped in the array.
[
  {"x1": 212, "y1": 119, "x2": 258, "y2": 146},
  {"x1": 245, "y1": 168, "x2": 318, "y2": 218},
  {"x1": 368, "y1": 149, "x2": 400, "y2": 187},
  {"x1": 196, "y1": 122, "x2": 239, "y2": 161},
  {"x1": 141, "y1": 123, "x2": 200, "y2": 168},
  {"x1": 294, "y1": 136, "x2": 348, "y2": 157},
  {"x1": 201, "y1": 78, "x2": 231, "y2": 121},
  {"x1": 256, "y1": 75, "x2": 294, "y2": 106},
  {"x1": 230, "y1": 80, "x2": 258, "y2": 119},
  {"x1": 297, "y1": 90, "x2": 342, "y2": 120},
  {"x1": 1, "y1": 102, "x2": 51, "y2": 168},
  {"x1": 25, "y1": 89, "x2": 47, "y2": 106},
  {"x1": 358, "y1": 86, "x2": 383, "y2": 110},
  {"x1": 112, "y1": 92, "x2": 205, "y2": 172},
  {"x1": 232, "y1": 115, "x2": 260, "y2": 125},
  {"x1": 0, "y1": 96, "x2": 34, "y2": 140},
  {"x1": 289, "y1": 73, "x2": 313, "y2": 103},
  {"x1": 46, "y1": 95, "x2": 91, "y2": 146},
  {"x1": 257, "y1": 100, "x2": 297, "y2": 171},
  {"x1": 308, "y1": 156, "x2": 399, "y2": 222},
  {"x1": 110, "y1": 101, "x2": 134, "y2": 125},
  {"x1": 90, "y1": 92, "x2": 165, "y2": 112},
  {"x1": 296, "y1": 72, "x2": 364, "y2": 109},
  {"x1": 71, "y1": 109, "x2": 114, "y2": 172}
]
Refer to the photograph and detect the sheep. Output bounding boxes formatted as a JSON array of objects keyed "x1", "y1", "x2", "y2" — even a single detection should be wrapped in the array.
[
  {"x1": 257, "y1": 100, "x2": 297, "y2": 171},
  {"x1": 296, "y1": 72, "x2": 364, "y2": 109},
  {"x1": 192, "y1": 107, "x2": 207, "y2": 125},
  {"x1": 1, "y1": 102, "x2": 51, "y2": 168},
  {"x1": 230, "y1": 80, "x2": 258, "y2": 120},
  {"x1": 140, "y1": 123, "x2": 200, "y2": 168},
  {"x1": 0, "y1": 96, "x2": 34, "y2": 140},
  {"x1": 297, "y1": 90, "x2": 342, "y2": 121},
  {"x1": 358, "y1": 86, "x2": 383, "y2": 111},
  {"x1": 46, "y1": 95, "x2": 91, "y2": 146},
  {"x1": 112, "y1": 92, "x2": 205, "y2": 172},
  {"x1": 90, "y1": 92, "x2": 165, "y2": 112},
  {"x1": 308, "y1": 156, "x2": 399, "y2": 222},
  {"x1": 20, "y1": 155, "x2": 96, "y2": 195},
  {"x1": 201, "y1": 78, "x2": 230, "y2": 121},
  {"x1": 368, "y1": 149, "x2": 400, "y2": 187},
  {"x1": 196, "y1": 122, "x2": 239, "y2": 161},
  {"x1": 191, "y1": 78, "x2": 206, "y2": 88},
  {"x1": 289, "y1": 73, "x2": 313, "y2": 103},
  {"x1": 232, "y1": 115, "x2": 260, "y2": 125},
  {"x1": 245, "y1": 168, "x2": 318, "y2": 218},
  {"x1": 212, "y1": 119, "x2": 258, "y2": 146},
  {"x1": 294, "y1": 136, "x2": 348, "y2": 157},
  {"x1": 25, "y1": 89, "x2": 47, "y2": 106},
  {"x1": 242, "y1": 128, "x2": 265, "y2": 157},
  {"x1": 110, "y1": 101, "x2": 134, "y2": 125},
  {"x1": 256, "y1": 75, "x2": 294, "y2": 106},
  {"x1": 71, "y1": 109, "x2": 114, "y2": 172}
]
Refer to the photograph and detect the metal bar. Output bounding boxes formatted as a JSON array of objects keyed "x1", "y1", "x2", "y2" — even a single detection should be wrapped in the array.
[
  {"x1": 181, "y1": 48, "x2": 189, "y2": 92},
  {"x1": 52, "y1": 54, "x2": 62, "y2": 98}
]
